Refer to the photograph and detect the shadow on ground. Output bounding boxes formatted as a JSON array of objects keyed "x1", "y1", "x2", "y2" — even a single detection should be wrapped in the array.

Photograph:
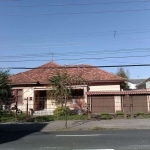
[{"x1": 0, "y1": 123, "x2": 48, "y2": 144}]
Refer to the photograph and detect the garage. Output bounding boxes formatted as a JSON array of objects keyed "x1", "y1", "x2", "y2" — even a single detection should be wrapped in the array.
[
  {"x1": 132, "y1": 95, "x2": 148, "y2": 113},
  {"x1": 91, "y1": 96, "x2": 115, "y2": 114},
  {"x1": 123, "y1": 95, "x2": 148, "y2": 113}
]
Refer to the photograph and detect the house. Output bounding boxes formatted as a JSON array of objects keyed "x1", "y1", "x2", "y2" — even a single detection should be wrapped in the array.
[
  {"x1": 9, "y1": 61, "x2": 150, "y2": 115},
  {"x1": 136, "y1": 77, "x2": 150, "y2": 89},
  {"x1": 128, "y1": 79, "x2": 145, "y2": 89}
]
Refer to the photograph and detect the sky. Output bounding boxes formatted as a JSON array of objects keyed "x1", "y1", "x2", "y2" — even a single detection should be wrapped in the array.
[{"x1": 0, "y1": 0, "x2": 150, "y2": 79}]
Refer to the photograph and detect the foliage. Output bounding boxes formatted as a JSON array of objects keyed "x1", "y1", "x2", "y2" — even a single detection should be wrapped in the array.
[
  {"x1": 47, "y1": 72, "x2": 72, "y2": 106},
  {"x1": 0, "y1": 110, "x2": 15, "y2": 117},
  {"x1": 53, "y1": 106, "x2": 71, "y2": 117},
  {"x1": 116, "y1": 67, "x2": 129, "y2": 90},
  {"x1": 116, "y1": 111, "x2": 124, "y2": 115},
  {"x1": 54, "y1": 115, "x2": 88, "y2": 120},
  {"x1": 134, "y1": 112, "x2": 145, "y2": 116},
  {"x1": 100, "y1": 113, "x2": 112, "y2": 120},
  {"x1": 0, "y1": 70, "x2": 11, "y2": 106},
  {"x1": 27, "y1": 115, "x2": 54, "y2": 122},
  {"x1": 48, "y1": 70, "x2": 84, "y2": 128}
]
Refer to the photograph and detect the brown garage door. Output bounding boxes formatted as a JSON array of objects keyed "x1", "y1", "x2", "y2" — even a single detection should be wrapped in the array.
[
  {"x1": 91, "y1": 96, "x2": 115, "y2": 114},
  {"x1": 133, "y1": 95, "x2": 148, "y2": 113},
  {"x1": 123, "y1": 95, "x2": 148, "y2": 114}
]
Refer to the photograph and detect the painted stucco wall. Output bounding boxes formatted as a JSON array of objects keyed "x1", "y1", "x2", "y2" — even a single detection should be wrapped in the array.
[{"x1": 89, "y1": 85, "x2": 120, "y2": 92}]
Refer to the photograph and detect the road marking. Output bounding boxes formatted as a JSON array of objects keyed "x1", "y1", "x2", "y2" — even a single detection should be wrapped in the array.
[
  {"x1": 75, "y1": 149, "x2": 114, "y2": 150},
  {"x1": 56, "y1": 134, "x2": 109, "y2": 137}
]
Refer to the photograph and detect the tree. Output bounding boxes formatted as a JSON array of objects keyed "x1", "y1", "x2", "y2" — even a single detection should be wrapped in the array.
[
  {"x1": 47, "y1": 72, "x2": 72, "y2": 128},
  {"x1": 0, "y1": 70, "x2": 11, "y2": 108},
  {"x1": 47, "y1": 70, "x2": 84, "y2": 128},
  {"x1": 116, "y1": 67, "x2": 129, "y2": 90}
]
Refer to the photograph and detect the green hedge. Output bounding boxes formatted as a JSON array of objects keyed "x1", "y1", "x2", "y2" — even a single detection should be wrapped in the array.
[
  {"x1": 53, "y1": 106, "x2": 71, "y2": 117},
  {"x1": 55, "y1": 115, "x2": 88, "y2": 120},
  {"x1": 27, "y1": 115, "x2": 54, "y2": 122},
  {"x1": 100, "y1": 113, "x2": 112, "y2": 120},
  {"x1": 0, "y1": 110, "x2": 15, "y2": 117}
]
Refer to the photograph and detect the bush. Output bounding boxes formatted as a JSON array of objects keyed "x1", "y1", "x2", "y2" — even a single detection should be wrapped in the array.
[
  {"x1": 100, "y1": 113, "x2": 112, "y2": 120},
  {"x1": 116, "y1": 111, "x2": 124, "y2": 115},
  {"x1": 55, "y1": 115, "x2": 87, "y2": 120},
  {"x1": 0, "y1": 117, "x2": 15, "y2": 122},
  {"x1": 53, "y1": 106, "x2": 71, "y2": 117},
  {"x1": 0, "y1": 110, "x2": 15, "y2": 117},
  {"x1": 27, "y1": 115, "x2": 54, "y2": 122},
  {"x1": 17, "y1": 113, "x2": 27, "y2": 121},
  {"x1": 135, "y1": 112, "x2": 145, "y2": 116}
]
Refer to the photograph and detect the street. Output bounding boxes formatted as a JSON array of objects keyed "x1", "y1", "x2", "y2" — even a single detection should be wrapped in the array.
[{"x1": 1, "y1": 130, "x2": 150, "y2": 150}]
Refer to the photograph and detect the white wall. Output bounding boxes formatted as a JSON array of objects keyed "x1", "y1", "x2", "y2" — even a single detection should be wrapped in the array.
[
  {"x1": 11, "y1": 87, "x2": 34, "y2": 112},
  {"x1": 89, "y1": 85, "x2": 120, "y2": 92}
]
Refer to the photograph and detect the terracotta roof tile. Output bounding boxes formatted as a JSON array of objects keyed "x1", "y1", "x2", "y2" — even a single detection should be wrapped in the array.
[
  {"x1": 87, "y1": 90, "x2": 150, "y2": 95},
  {"x1": 9, "y1": 61, "x2": 125, "y2": 84}
]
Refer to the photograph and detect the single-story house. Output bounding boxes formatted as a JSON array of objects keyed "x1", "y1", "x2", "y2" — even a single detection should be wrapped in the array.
[{"x1": 9, "y1": 62, "x2": 150, "y2": 115}]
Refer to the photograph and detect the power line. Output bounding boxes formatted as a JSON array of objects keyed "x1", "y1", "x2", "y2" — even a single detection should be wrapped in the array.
[
  {"x1": 1, "y1": 8, "x2": 150, "y2": 16},
  {"x1": 0, "y1": 48, "x2": 150, "y2": 59},
  {"x1": 2, "y1": 64, "x2": 150, "y2": 69},
  {"x1": 0, "y1": 54, "x2": 150, "y2": 62},
  {"x1": 1, "y1": 0, "x2": 150, "y2": 7},
  {"x1": 1, "y1": 30, "x2": 150, "y2": 40}
]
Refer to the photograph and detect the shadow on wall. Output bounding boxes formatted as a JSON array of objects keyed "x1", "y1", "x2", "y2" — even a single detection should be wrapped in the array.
[{"x1": 0, "y1": 123, "x2": 48, "y2": 145}]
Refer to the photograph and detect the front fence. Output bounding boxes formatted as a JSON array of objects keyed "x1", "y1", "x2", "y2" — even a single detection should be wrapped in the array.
[{"x1": 1, "y1": 95, "x2": 150, "y2": 119}]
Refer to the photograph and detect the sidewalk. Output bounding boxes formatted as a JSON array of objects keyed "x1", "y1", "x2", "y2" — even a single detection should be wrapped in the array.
[{"x1": 1, "y1": 119, "x2": 150, "y2": 132}]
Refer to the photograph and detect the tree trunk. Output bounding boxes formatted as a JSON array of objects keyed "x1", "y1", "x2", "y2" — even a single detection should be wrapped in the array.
[
  {"x1": 65, "y1": 94, "x2": 67, "y2": 128},
  {"x1": 15, "y1": 99, "x2": 18, "y2": 121}
]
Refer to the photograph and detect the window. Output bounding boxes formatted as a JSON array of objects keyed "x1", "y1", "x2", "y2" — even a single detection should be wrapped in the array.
[
  {"x1": 71, "y1": 89, "x2": 84, "y2": 98},
  {"x1": 17, "y1": 89, "x2": 23, "y2": 101}
]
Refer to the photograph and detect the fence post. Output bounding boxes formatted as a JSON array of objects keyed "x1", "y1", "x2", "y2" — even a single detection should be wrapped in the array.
[
  {"x1": 130, "y1": 96, "x2": 134, "y2": 119},
  {"x1": 26, "y1": 98, "x2": 28, "y2": 119},
  {"x1": 123, "y1": 95, "x2": 127, "y2": 119}
]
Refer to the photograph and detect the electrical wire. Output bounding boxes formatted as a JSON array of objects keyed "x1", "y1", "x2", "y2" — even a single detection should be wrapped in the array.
[
  {"x1": 1, "y1": 64, "x2": 150, "y2": 69},
  {"x1": 1, "y1": 0, "x2": 150, "y2": 7},
  {"x1": 1, "y1": 8, "x2": 150, "y2": 16}
]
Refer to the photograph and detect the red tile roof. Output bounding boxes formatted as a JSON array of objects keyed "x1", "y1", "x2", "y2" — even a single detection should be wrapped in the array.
[
  {"x1": 9, "y1": 61, "x2": 125, "y2": 84},
  {"x1": 87, "y1": 90, "x2": 150, "y2": 95}
]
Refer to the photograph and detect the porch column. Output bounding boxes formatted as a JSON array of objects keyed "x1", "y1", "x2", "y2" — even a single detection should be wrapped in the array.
[{"x1": 83, "y1": 86, "x2": 88, "y2": 104}]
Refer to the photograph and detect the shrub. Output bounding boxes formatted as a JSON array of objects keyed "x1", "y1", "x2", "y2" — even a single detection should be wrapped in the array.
[
  {"x1": 53, "y1": 106, "x2": 71, "y2": 117},
  {"x1": 0, "y1": 110, "x2": 15, "y2": 117},
  {"x1": 116, "y1": 111, "x2": 124, "y2": 115},
  {"x1": 135, "y1": 112, "x2": 145, "y2": 116},
  {"x1": 17, "y1": 113, "x2": 27, "y2": 121},
  {"x1": 55, "y1": 115, "x2": 87, "y2": 120},
  {"x1": 27, "y1": 115, "x2": 54, "y2": 122},
  {"x1": 0, "y1": 117, "x2": 15, "y2": 122},
  {"x1": 100, "y1": 113, "x2": 112, "y2": 120}
]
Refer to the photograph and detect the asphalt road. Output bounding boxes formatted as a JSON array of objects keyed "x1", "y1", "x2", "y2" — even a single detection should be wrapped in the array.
[{"x1": 1, "y1": 130, "x2": 150, "y2": 150}]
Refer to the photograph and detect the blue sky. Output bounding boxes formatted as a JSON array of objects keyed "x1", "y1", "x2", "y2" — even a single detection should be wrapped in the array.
[{"x1": 0, "y1": 0, "x2": 150, "y2": 79}]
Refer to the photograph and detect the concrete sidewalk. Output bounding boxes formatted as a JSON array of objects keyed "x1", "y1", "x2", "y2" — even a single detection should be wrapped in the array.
[{"x1": 1, "y1": 119, "x2": 150, "y2": 132}]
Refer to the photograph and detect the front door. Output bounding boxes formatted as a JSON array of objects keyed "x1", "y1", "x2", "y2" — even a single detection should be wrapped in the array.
[{"x1": 39, "y1": 91, "x2": 46, "y2": 109}]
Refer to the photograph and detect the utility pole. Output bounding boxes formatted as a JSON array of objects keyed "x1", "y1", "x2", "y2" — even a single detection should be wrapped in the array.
[{"x1": 52, "y1": 53, "x2": 54, "y2": 62}]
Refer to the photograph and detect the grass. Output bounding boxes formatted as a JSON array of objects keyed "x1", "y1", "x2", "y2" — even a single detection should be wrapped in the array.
[
  {"x1": 100, "y1": 113, "x2": 112, "y2": 120},
  {"x1": 54, "y1": 115, "x2": 88, "y2": 120}
]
